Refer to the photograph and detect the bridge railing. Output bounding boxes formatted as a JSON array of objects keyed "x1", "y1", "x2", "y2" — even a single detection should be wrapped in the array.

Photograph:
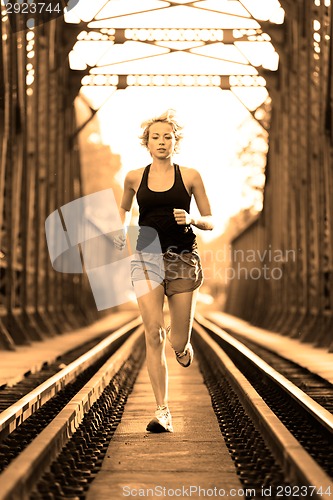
[
  {"x1": 0, "y1": 12, "x2": 98, "y2": 350},
  {"x1": 225, "y1": 1, "x2": 333, "y2": 351}
]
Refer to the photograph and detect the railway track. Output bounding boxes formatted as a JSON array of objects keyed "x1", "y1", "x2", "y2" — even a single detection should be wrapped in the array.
[
  {"x1": 0, "y1": 317, "x2": 138, "y2": 413},
  {"x1": 0, "y1": 318, "x2": 146, "y2": 499},
  {"x1": 0, "y1": 315, "x2": 332, "y2": 499},
  {"x1": 204, "y1": 315, "x2": 333, "y2": 414},
  {"x1": 194, "y1": 314, "x2": 333, "y2": 499}
]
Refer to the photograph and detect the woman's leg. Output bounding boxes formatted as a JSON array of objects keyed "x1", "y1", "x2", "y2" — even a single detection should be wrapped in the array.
[
  {"x1": 167, "y1": 289, "x2": 198, "y2": 354},
  {"x1": 136, "y1": 284, "x2": 168, "y2": 407}
]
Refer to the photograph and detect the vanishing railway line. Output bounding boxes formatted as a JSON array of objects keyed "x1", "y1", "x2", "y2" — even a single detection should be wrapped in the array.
[{"x1": 0, "y1": 316, "x2": 332, "y2": 499}]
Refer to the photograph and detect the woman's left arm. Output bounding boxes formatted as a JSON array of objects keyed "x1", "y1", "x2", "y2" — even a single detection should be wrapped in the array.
[{"x1": 173, "y1": 169, "x2": 214, "y2": 231}]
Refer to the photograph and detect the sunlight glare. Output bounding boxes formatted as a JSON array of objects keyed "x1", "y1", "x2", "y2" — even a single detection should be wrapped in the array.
[
  {"x1": 240, "y1": 0, "x2": 282, "y2": 22},
  {"x1": 68, "y1": 0, "x2": 281, "y2": 238},
  {"x1": 69, "y1": 49, "x2": 87, "y2": 70},
  {"x1": 235, "y1": 41, "x2": 279, "y2": 70}
]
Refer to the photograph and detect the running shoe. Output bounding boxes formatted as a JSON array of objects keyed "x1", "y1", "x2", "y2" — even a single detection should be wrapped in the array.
[
  {"x1": 174, "y1": 343, "x2": 194, "y2": 368},
  {"x1": 166, "y1": 326, "x2": 194, "y2": 368},
  {"x1": 146, "y1": 406, "x2": 173, "y2": 433}
]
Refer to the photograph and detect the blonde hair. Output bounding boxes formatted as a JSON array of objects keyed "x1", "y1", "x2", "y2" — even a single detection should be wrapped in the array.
[{"x1": 139, "y1": 109, "x2": 183, "y2": 152}]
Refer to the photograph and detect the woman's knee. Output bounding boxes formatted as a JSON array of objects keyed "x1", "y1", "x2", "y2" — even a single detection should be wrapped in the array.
[{"x1": 145, "y1": 323, "x2": 166, "y2": 349}]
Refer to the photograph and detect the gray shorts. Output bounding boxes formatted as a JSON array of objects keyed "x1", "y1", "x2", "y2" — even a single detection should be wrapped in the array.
[{"x1": 131, "y1": 249, "x2": 203, "y2": 297}]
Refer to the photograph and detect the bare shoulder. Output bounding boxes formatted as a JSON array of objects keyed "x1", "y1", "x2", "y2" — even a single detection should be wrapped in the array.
[
  {"x1": 125, "y1": 167, "x2": 145, "y2": 183},
  {"x1": 179, "y1": 166, "x2": 202, "y2": 184},
  {"x1": 178, "y1": 166, "x2": 203, "y2": 196},
  {"x1": 125, "y1": 167, "x2": 145, "y2": 191}
]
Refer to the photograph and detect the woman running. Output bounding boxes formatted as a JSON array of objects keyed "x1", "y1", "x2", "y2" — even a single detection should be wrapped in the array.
[{"x1": 115, "y1": 110, "x2": 214, "y2": 433}]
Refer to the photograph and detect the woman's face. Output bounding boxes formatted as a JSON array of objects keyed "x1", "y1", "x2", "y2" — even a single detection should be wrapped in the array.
[{"x1": 147, "y1": 122, "x2": 176, "y2": 159}]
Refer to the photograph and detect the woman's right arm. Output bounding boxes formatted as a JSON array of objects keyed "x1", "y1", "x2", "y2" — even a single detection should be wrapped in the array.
[
  {"x1": 114, "y1": 171, "x2": 136, "y2": 249},
  {"x1": 120, "y1": 170, "x2": 137, "y2": 220}
]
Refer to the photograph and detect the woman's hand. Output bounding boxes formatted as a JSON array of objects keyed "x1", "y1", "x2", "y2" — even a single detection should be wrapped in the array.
[
  {"x1": 173, "y1": 208, "x2": 192, "y2": 225},
  {"x1": 174, "y1": 208, "x2": 214, "y2": 230},
  {"x1": 112, "y1": 229, "x2": 127, "y2": 250}
]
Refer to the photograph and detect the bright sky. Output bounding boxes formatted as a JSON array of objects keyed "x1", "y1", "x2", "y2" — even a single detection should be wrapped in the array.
[
  {"x1": 82, "y1": 85, "x2": 264, "y2": 238},
  {"x1": 66, "y1": 0, "x2": 281, "y2": 240}
]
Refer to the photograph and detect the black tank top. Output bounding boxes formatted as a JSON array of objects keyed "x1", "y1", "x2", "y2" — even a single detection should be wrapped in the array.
[{"x1": 136, "y1": 164, "x2": 197, "y2": 253}]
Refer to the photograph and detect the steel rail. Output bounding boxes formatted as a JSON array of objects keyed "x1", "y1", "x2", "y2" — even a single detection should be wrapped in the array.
[
  {"x1": 0, "y1": 324, "x2": 145, "y2": 500},
  {"x1": 0, "y1": 316, "x2": 142, "y2": 439},
  {"x1": 196, "y1": 313, "x2": 333, "y2": 434},
  {"x1": 193, "y1": 319, "x2": 333, "y2": 500}
]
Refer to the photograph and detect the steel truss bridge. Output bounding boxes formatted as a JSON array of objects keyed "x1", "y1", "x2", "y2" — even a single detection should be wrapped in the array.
[{"x1": 0, "y1": 0, "x2": 333, "y2": 350}]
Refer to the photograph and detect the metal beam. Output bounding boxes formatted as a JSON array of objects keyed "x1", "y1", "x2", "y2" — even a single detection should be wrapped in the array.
[
  {"x1": 77, "y1": 28, "x2": 272, "y2": 44},
  {"x1": 78, "y1": 72, "x2": 278, "y2": 91}
]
